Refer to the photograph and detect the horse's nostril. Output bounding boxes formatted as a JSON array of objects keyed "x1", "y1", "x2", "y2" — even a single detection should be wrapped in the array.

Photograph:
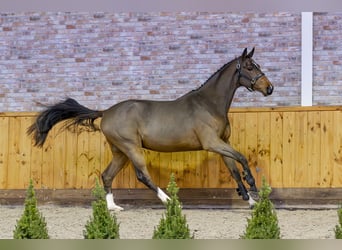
[{"x1": 267, "y1": 85, "x2": 274, "y2": 95}]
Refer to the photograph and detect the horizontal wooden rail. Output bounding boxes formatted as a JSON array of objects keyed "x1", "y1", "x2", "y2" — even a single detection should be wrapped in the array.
[
  {"x1": 1, "y1": 106, "x2": 342, "y2": 195},
  {"x1": 0, "y1": 188, "x2": 341, "y2": 209}
]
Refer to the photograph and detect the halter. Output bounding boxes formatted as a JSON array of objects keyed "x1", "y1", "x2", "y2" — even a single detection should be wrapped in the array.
[{"x1": 236, "y1": 60, "x2": 265, "y2": 92}]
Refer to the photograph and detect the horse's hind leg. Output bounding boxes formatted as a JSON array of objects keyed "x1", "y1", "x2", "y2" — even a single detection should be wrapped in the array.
[
  {"x1": 121, "y1": 145, "x2": 170, "y2": 203},
  {"x1": 222, "y1": 157, "x2": 257, "y2": 207},
  {"x1": 101, "y1": 146, "x2": 128, "y2": 211}
]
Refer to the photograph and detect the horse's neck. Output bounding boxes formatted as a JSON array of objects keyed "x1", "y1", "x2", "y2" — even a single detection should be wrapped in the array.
[{"x1": 196, "y1": 63, "x2": 239, "y2": 115}]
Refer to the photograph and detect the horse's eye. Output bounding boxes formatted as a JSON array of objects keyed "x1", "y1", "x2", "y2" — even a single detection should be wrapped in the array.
[{"x1": 245, "y1": 60, "x2": 254, "y2": 71}]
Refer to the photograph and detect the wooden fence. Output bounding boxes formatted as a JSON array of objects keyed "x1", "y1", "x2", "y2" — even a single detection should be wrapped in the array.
[{"x1": 1, "y1": 106, "x2": 342, "y2": 192}]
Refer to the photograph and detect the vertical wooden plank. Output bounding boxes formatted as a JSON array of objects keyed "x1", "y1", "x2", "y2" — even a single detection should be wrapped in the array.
[
  {"x1": 306, "y1": 111, "x2": 321, "y2": 187},
  {"x1": 332, "y1": 111, "x2": 342, "y2": 187},
  {"x1": 207, "y1": 151, "x2": 221, "y2": 188},
  {"x1": 182, "y1": 150, "x2": 193, "y2": 188},
  {"x1": 20, "y1": 117, "x2": 32, "y2": 188},
  {"x1": 64, "y1": 129, "x2": 78, "y2": 188},
  {"x1": 87, "y1": 131, "x2": 102, "y2": 188},
  {"x1": 320, "y1": 111, "x2": 334, "y2": 187},
  {"x1": 76, "y1": 130, "x2": 89, "y2": 189},
  {"x1": 7, "y1": 117, "x2": 31, "y2": 189},
  {"x1": 257, "y1": 112, "x2": 271, "y2": 184},
  {"x1": 41, "y1": 126, "x2": 54, "y2": 189},
  {"x1": 52, "y1": 124, "x2": 66, "y2": 189},
  {"x1": 171, "y1": 152, "x2": 184, "y2": 187},
  {"x1": 293, "y1": 111, "x2": 308, "y2": 187},
  {"x1": 282, "y1": 112, "x2": 295, "y2": 187},
  {"x1": 29, "y1": 117, "x2": 43, "y2": 187},
  {"x1": 7, "y1": 117, "x2": 20, "y2": 189},
  {"x1": 244, "y1": 112, "x2": 259, "y2": 186},
  {"x1": 230, "y1": 112, "x2": 246, "y2": 153},
  {"x1": 269, "y1": 112, "x2": 283, "y2": 187},
  {"x1": 159, "y1": 152, "x2": 172, "y2": 188},
  {"x1": 197, "y1": 150, "x2": 209, "y2": 188},
  {"x1": 0, "y1": 117, "x2": 9, "y2": 188}
]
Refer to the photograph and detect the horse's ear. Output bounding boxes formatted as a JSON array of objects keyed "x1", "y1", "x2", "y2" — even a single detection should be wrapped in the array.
[
  {"x1": 242, "y1": 48, "x2": 248, "y2": 59},
  {"x1": 247, "y1": 47, "x2": 255, "y2": 58}
]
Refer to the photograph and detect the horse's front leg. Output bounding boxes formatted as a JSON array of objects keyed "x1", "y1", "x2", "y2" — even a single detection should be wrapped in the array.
[
  {"x1": 222, "y1": 156, "x2": 257, "y2": 207},
  {"x1": 200, "y1": 133, "x2": 258, "y2": 206},
  {"x1": 220, "y1": 147, "x2": 259, "y2": 200}
]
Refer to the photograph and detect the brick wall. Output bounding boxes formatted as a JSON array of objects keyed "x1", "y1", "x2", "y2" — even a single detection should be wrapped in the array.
[
  {"x1": 1, "y1": 12, "x2": 302, "y2": 111},
  {"x1": 313, "y1": 12, "x2": 342, "y2": 105}
]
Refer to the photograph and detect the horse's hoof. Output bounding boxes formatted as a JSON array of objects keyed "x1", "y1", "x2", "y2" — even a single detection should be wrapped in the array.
[
  {"x1": 248, "y1": 190, "x2": 260, "y2": 201},
  {"x1": 247, "y1": 192, "x2": 257, "y2": 208},
  {"x1": 108, "y1": 205, "x2": 124, "y2": 211},
  {"x1": 242, "y1": 194, "x2": 249, "y2": 201},
  {"x1": 106, "y1": 193, "x2": 124, "y2": 211},
  {"x1": 236, "y1": 188, "x2": 242, "y2": 196}
]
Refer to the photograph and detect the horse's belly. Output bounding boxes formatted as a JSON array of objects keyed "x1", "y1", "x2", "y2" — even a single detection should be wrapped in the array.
[{"x1": 141, "y1": 133, "x2": 202, "y2": 152}]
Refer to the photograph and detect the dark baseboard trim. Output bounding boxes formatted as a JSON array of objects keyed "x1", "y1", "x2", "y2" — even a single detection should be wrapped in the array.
[{"x1": 0, "y1": 188, "x2": 341, "y2": 209}]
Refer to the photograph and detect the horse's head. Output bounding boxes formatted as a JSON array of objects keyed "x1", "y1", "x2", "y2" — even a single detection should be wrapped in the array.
[{"x1": 237, "y1": 48, "x2": 273, "y2": 96}]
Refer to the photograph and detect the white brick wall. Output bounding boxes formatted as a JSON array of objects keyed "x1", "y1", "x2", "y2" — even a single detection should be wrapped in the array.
[
  {"x1": 2, "y1": 12, "x2": 334, "y2": 111},
  {"x1": 313, "y1": 12, "x2": 342, "y2": 105}
]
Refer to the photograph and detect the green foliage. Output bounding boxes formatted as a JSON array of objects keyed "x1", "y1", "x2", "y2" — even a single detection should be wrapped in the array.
[
  {"x1": 152, "y1": 173, "x2": 193, "y2": 239},
  {"x1": 241, "y1": 176, "x2": 281, "y2": 239},
  {"x1": 13, "y1": 179, "x2": 49, "y2": 239},
  {"x1": 83, "y1": 178, "x2": 120, "y2": 239},
  {"x1": 334, "y1": 206, "x2": 342, "y2": 239}
]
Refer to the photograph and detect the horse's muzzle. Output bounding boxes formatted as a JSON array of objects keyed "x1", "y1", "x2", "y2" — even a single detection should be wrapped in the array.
[{"x1": 266, "y1": 85, "x2": 274, "y2": 95}]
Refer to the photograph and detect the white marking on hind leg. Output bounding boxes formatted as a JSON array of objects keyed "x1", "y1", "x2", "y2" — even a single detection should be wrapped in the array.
[
  {"x1": 106, "y1": 193, "x2": 124, "y2": 211},
  {"x1": 157, "y1": 187, "x2": 170, "y2": 203},
  {"x1": 247, "y1": 192, "x2": 257, "y2": 207}
]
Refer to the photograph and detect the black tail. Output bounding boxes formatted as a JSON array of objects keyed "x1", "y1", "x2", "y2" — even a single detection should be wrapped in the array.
[{"x1": 27, "y1": 98, "x2": 103, "y2": 147}]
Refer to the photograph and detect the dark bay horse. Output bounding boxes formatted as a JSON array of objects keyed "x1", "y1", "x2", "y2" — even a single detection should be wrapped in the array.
[{"x1": 28, "y1": 48, "x2": 273, "y2": 210}]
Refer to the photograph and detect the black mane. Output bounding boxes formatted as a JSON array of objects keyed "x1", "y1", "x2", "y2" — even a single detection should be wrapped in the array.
[{"x1": 192, "y1": 57, "x2": 237, "y2": 92}]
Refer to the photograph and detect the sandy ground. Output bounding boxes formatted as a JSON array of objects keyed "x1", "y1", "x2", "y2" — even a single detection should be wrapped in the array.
[{"x1": 0, "y1": 205, "x2": 338, "y2": 239}]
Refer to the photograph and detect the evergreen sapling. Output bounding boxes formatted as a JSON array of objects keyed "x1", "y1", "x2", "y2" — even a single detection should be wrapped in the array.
[
  {"x1": 83, "y1": 178, "x2": 120, "y2": 239},
  {"x1": 334, "y1": 206, "x2": 342, "y2": 239},
  {"x1": 13, "y1": 179, "x2": 49, "y2": 239},
  {"x1": 241, "y1": 176, "x2": 281, "y2": 239},
  {"x1": 152, "y1": 173, "x2": 193, "y2": 239}
]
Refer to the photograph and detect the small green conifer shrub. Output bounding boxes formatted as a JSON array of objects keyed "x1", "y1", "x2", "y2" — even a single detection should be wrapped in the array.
[
  {"x1": 83, "y1": 178, "x2": 120, "y2": 239},
  {"x1": 152, "y1": 173, "x2": 193, "y2": 239},
  {"x1": 241, "y1": 176, "x2": 281, "y2": 239},
  {"x1": 334, "y1": 206, "x2": 342, "y2": 239},
  {"x1": 13, "y1": 179, "x2": 49, "y2": 239}
]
